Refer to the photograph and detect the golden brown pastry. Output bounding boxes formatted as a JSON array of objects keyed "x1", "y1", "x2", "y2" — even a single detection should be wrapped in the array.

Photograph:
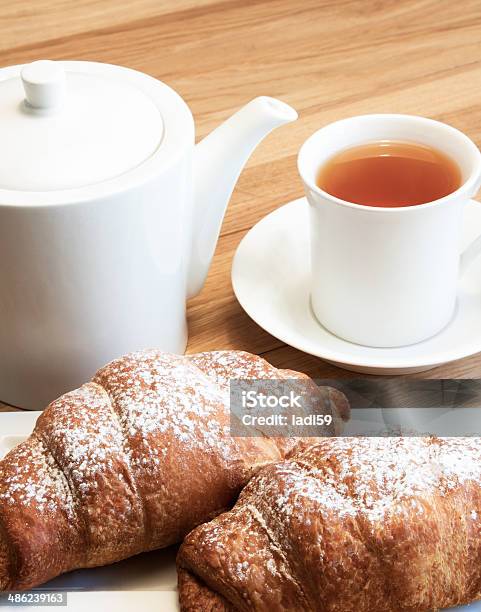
[
  {"x1": 178, "y1": 436, "x2": 481, "y2": 612},
  {"x1": 0, "y1": 349, "x2": 345, "y2": 591}
]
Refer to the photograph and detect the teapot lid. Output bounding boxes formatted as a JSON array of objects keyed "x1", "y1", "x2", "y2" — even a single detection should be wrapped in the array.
[{"x1": 0, "y1": 60, "x2": 190, "y2": 195}]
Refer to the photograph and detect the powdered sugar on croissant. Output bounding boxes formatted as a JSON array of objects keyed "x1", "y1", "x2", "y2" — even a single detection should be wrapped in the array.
[
  {"x1": 0, "y1": 349, "x2": 344, "y2": 590},
  {"x1": 178, "y1": 436, "x2": 481, "y2": 612}
]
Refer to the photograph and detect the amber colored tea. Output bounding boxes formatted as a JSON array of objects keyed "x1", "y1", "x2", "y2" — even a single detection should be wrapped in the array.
[{"x1": 316, "y1": 140, "x2": 461, "y2": 207}]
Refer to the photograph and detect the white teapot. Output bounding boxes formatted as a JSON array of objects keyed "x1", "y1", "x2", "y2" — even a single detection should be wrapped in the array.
[{"x1": 0, "y1": 60, "x2": 297, "y2": 409}]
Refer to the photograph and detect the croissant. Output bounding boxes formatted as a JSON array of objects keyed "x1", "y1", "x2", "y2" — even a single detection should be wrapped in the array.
[
  {"x1": 0, "y1": 349, "x2": 347, "y2": 591},
  {"x1": 178, "y1": 436, "x2": 481, "y2": 611}
]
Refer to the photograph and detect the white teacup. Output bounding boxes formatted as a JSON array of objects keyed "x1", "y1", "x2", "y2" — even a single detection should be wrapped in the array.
[{"x1": 298, "y1": 114, "x2": 481, "y2": 348}]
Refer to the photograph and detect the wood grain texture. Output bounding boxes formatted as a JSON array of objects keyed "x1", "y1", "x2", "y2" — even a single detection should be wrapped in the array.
[{"x1": 1, "y1": 0, "x2": 481, "y2": 412}]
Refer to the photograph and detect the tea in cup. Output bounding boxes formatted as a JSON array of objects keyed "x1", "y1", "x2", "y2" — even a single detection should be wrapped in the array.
[{"x1": 316, "y1": 140, "x2": 461, "y2": 208}]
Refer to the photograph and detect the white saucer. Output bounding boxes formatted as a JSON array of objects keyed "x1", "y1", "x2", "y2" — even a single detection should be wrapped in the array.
[{"x1": 232, "y1": 197, "x2": 481, "y2": 375}]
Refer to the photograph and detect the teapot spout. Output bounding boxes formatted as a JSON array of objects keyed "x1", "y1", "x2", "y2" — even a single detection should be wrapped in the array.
[{"x1": 187, "y1": 96, "x2": 297, "y2": 298}]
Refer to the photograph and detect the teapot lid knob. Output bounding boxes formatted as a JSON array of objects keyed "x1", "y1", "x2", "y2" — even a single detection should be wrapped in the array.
[{"x1": 21, "y1": 60, "x2": 65, "y2": 111}]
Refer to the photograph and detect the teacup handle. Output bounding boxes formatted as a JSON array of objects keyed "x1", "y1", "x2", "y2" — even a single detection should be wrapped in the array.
[{"x1": 460, "y1": 234, "x2": 481, "y2": 276}]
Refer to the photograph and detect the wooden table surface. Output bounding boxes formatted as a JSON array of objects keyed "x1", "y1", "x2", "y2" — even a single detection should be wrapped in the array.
[{"x1": 1, "y1": 0, "x2": 481, "y2": 412}]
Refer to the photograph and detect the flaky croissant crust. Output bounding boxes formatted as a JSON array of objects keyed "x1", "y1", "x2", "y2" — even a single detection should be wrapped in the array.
[
  {"x1": 0, "y1": 349, "x2": 345, "y2": 591},
  {"x1": 178, "y1": 436, "x2": 481, "y2": 612}
]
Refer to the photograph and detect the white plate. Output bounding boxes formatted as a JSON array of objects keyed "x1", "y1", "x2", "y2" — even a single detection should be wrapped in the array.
[
  {"x1": 0, "y1": 412, "x2": 179, "y2": 612},
  {"x1": 232, "y1": 197, "x2": 481, "y2": 375}
]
